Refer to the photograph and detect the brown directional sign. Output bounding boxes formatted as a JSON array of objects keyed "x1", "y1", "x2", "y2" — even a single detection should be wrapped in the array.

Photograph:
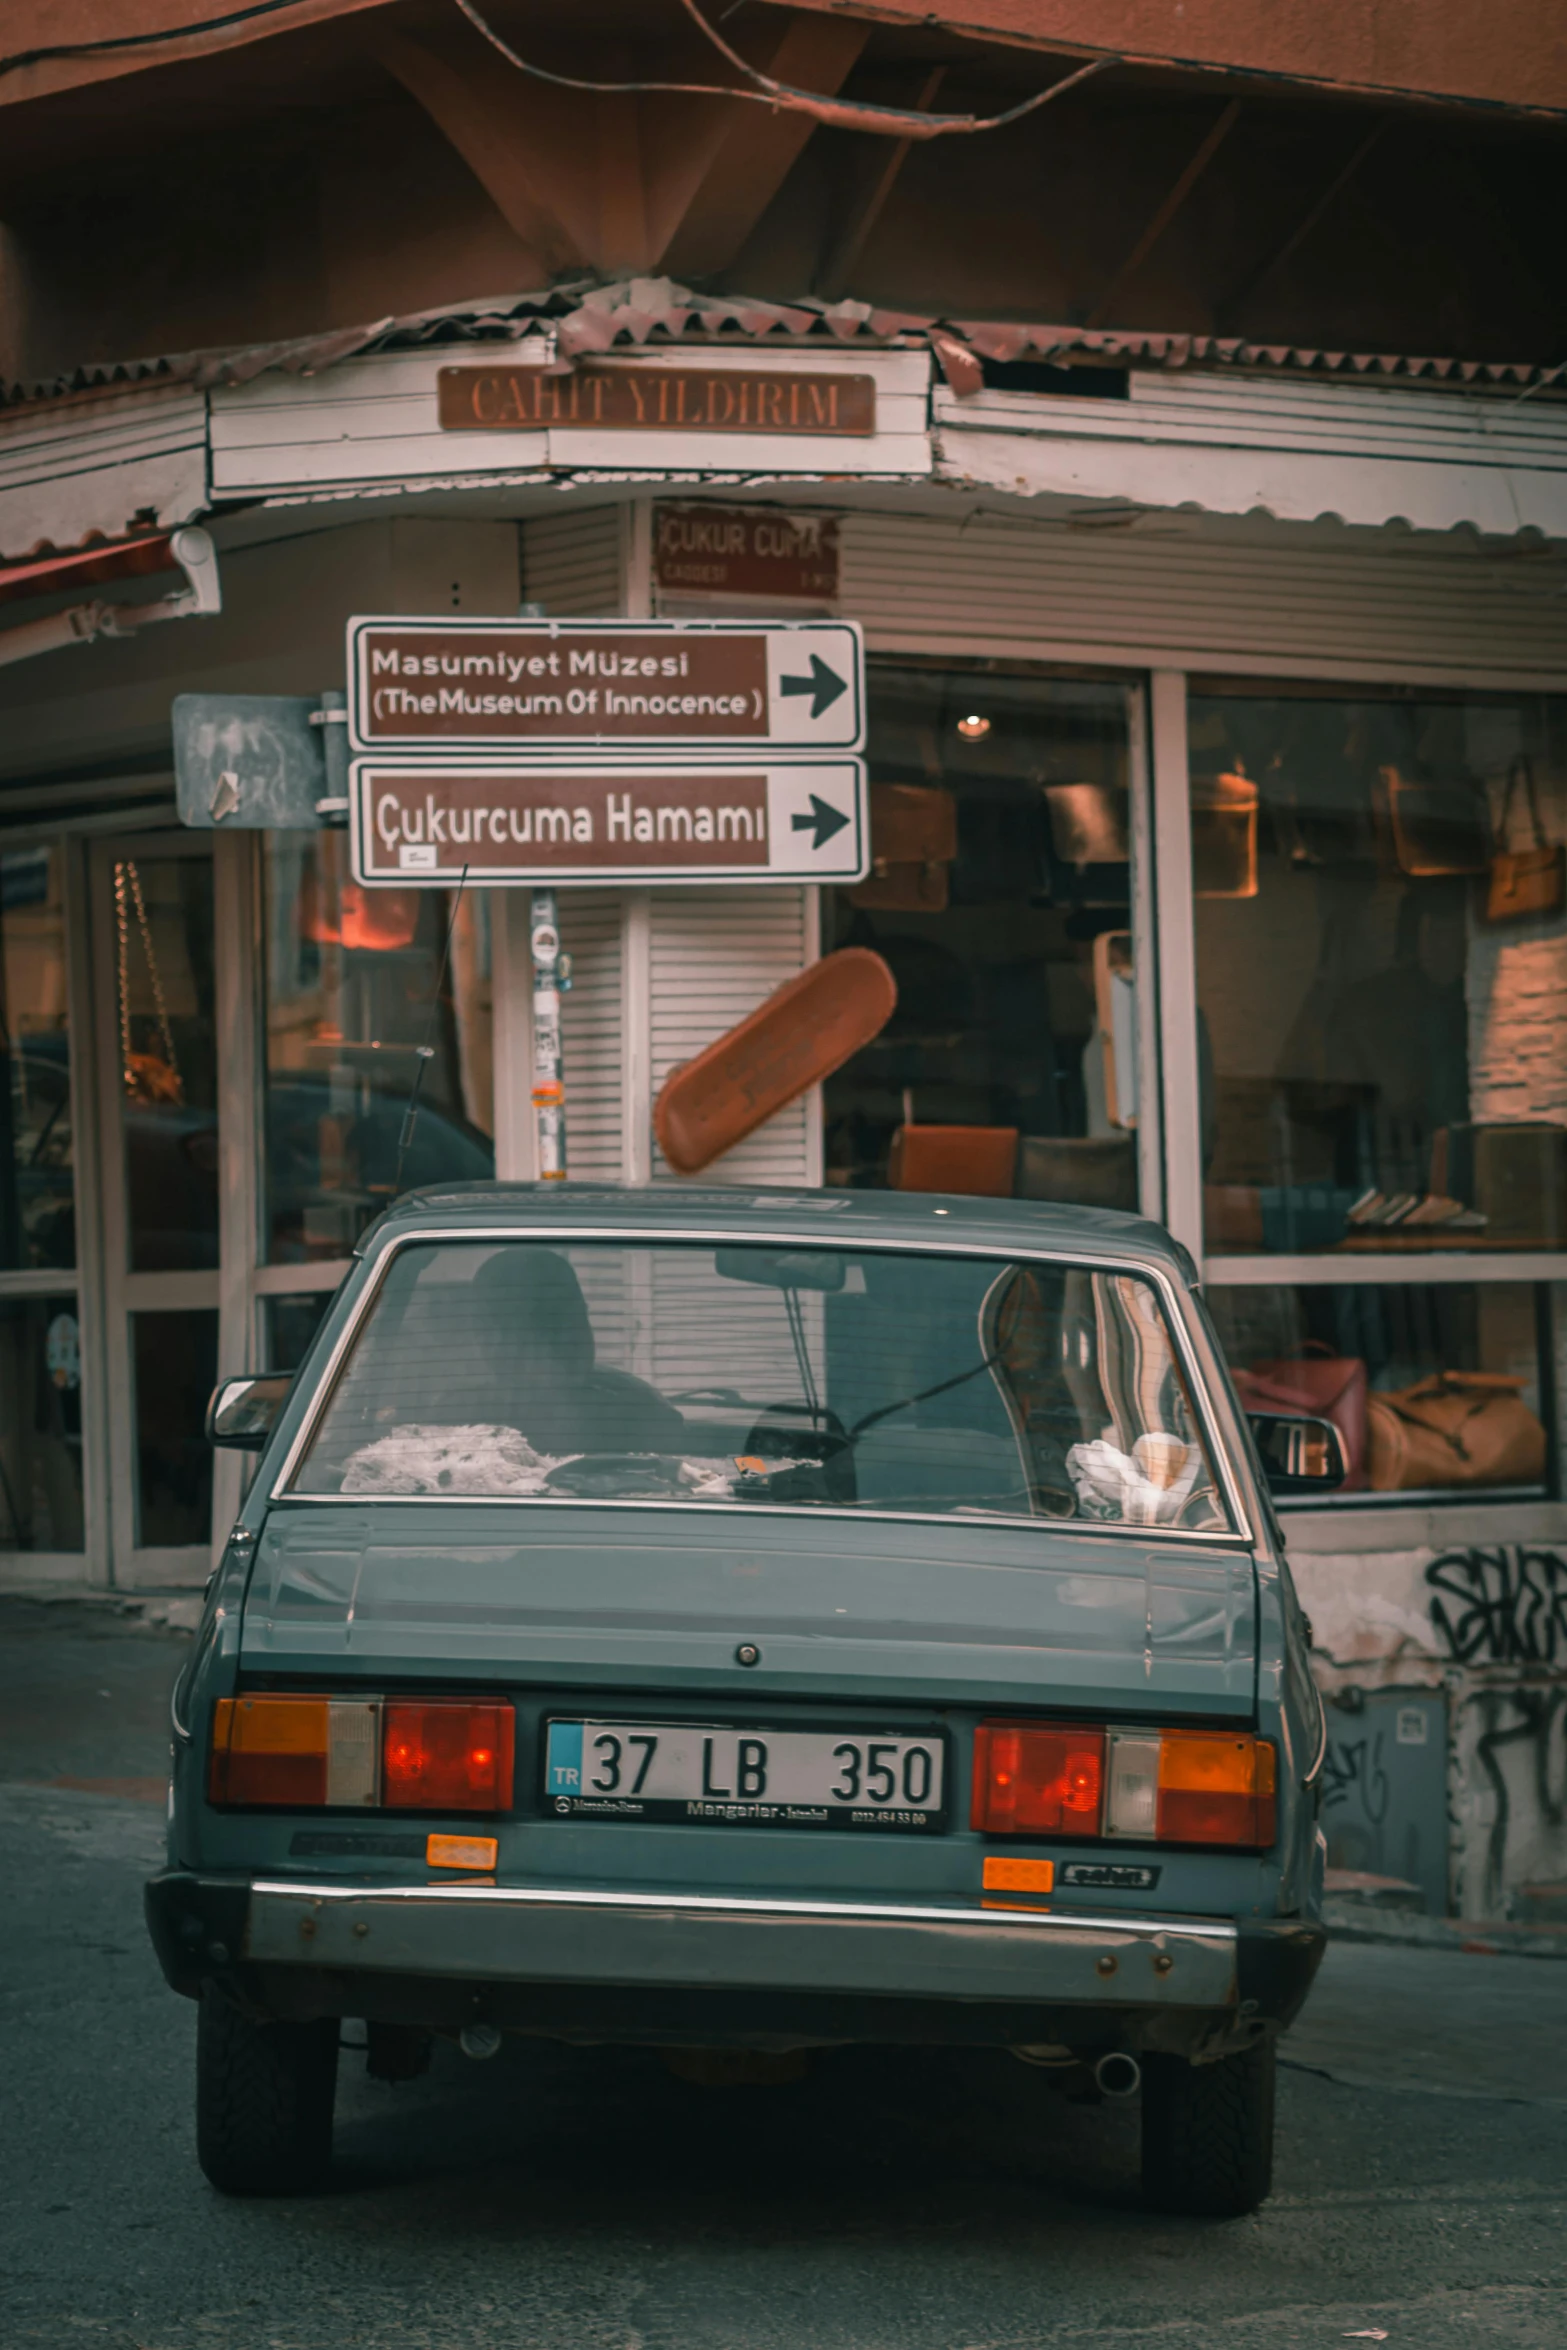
[
  {"x1": 351, "y1": 760, "x2": 868, "y2": 888},
  {"x1": 347, "y1": 617, "x2": 864, "y2": 754},
  {"x1": 437, "y1": 365, "x2": 875, "y2": 437}
]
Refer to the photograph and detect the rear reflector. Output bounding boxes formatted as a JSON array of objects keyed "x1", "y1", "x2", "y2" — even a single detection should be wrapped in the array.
[
  {"x1": 1157, "y1": 1730, "x2": 1276, "y2": 1848},
  {"x1": 426, "y1": 1833, "x2": 499, "y2": 1871},
  {"x1": 209, "y1": 1694, "x2": 512, "y2": 1814},
  {"x1": 973, "y1": 1720, "x2": 1276, "y2": 1849},
  {"x1": 982, "y1": 1855, "x2": 1055, "y2": 1894}
]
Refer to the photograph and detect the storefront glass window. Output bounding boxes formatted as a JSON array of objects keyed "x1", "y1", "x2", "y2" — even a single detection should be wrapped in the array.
[
  {"x1": 1190, "y1": 685, "x2": 1567, "y2": 1256},
  {"x1": 264, "y1": 1292, "x2": 336, "y2": 1372},
  {"x1": 262, "y1": 833, "x2": 495, "y2": 1263},
  {"x1": 1, "y1": 845, "x2": 74, "y2": 1272},
  {"x1": 114, "y1": 852, "x2": 219, "y2": 1272},
  {"x1": 0, "y1": 1294, "x2": 85, "y2": 1550},
  {"x1": 1205, "y1": 1281, "x2": 1552, "y2": 1502},
  {"x1": 825, "y1": 666, "x2": 1137, "y2": 1206}
]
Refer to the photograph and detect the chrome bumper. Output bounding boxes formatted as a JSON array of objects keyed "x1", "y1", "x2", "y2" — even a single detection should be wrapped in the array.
[{"x1": 241, "y1": 1879, "x2": 1241, "y2": 2010}]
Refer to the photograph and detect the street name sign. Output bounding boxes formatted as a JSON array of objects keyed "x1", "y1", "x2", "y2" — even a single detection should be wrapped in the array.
[
  {"x1": 347, "y1": 617, "x2": 864, "y2": 756},
  {"x1": 350, "y1": 760, "x2": 868, "y2": 888}
]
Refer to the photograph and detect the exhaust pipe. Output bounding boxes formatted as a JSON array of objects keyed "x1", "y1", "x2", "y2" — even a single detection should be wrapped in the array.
[{"x1": 1093, "y1": 2050, "x2": 1142, "y2": 2099}]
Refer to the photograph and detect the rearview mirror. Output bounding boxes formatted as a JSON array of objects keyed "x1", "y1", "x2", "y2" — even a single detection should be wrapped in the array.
[
  {"x1": 206, "y1": 1373, "x2": 292, "y2": 1451},
  {"x1": 714, "y1": 1247, "x2": 846, "y2": 1293},
  {"x1": 1247, "y1": 1411, "x2": 1347, "y2": 1495}
]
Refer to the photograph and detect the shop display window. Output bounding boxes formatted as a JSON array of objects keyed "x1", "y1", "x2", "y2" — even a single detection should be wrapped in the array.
[
  {"x1": 262, "y1": 833, "x2": 495, "y2": 1263},
  {"x1": 113, "y1": 852, "x2": 219, "y2": 1274},
  {"x1": 1204, "y1": 1281, "x2": 1554, "y2": 1503},
  {"x1": 0, "y1": 1294, "x2": 84, "y2": 1550},
  {"x1": 1189, "y1": 683, "x2": 1567, "y2": 1257},
  {"x1": 824, "y1": 664, "x2": 1140, "y2": 1206},
  {"x1": 1, "y1": 846, "x2": 74, "y2": 1272}
]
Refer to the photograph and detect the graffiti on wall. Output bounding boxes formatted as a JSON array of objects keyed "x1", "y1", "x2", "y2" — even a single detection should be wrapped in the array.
[
  {"x1": 1424, "y1": 1545, "x2": 1567, "y2": 1666},
  {"x1": 1418, "y1": 1546, "x2": 1567, "y2": 1914}
]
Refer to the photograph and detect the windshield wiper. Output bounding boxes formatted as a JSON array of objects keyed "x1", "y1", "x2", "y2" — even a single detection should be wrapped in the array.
[{"x1": 847, "y1": 1348, "x2": 1003, "y2": 1443}]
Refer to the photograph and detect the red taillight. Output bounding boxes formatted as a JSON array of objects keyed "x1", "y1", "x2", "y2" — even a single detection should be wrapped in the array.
[
  {"x1": 382, "y1": 1702, "x2": 513, "y2": 1812},
  {"x1": 1157, "y1": 1730, "x2": 1276, "y2": 1848},
  {"x1": 972, "y1": 1720, "x2": 1276, "y2": 1849},
  {"x1": 971, "y1": 1722, "x2": 1106, "y2": 1836},
  {"x1": 209, "y1": 1693, "x2": 513, "y2": 1814}
]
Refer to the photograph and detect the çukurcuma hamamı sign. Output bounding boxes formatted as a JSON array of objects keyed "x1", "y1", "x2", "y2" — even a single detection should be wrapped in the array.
[
  {"x1": 346, "y1": 618, "x2": 865, "y2": 756},
  {"x1": 350, "y1": 761, "x2": 869, "y2": 888}
]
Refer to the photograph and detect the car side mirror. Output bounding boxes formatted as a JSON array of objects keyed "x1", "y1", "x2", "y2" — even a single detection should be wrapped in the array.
[
  {"x1": 1247, "y1": 1411, "x2": 1347, "y2": 1495},
  {"x1": 206, "y1": 1373, "x2": 292, "y2": 1451}
]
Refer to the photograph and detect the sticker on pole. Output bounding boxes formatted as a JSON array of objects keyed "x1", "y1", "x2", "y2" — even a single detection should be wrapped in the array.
[
  {"x1": 350, "y1": 760, "x2": 868, "y2": 886},
  {"x1": 347, "y1": 617, "x2": 864, "y2": 755}
]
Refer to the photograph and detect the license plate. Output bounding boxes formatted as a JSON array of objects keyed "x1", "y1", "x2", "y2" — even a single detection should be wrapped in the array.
[{"x1": 543, "y1": 1720, "x2": 946, "y2": 1832}]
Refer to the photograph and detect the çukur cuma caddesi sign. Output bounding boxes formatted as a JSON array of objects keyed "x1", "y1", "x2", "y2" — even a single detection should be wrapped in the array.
[
  {"x1": 653, "y1": 504, "x2": 839, "y2": 601},
  {"x1": 350, "y1": 761, "x2": 868, "y2": 888},
  {"x1": 347, "y1": 617, "x2": 864, "y2": 755}
]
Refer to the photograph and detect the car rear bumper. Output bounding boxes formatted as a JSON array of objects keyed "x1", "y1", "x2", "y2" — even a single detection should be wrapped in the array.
[{"x1": 146, "y1": 1871, "x2": 1323, "y2": 2051}]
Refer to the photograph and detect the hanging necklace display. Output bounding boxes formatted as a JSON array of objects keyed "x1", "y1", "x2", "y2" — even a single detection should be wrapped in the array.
[{"x1": 114, "y1": 859, "x2": 184, "y2": 1105}]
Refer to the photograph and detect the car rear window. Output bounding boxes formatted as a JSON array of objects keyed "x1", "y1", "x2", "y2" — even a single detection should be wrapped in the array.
[{"x1": 290, "y1": 1239, "x2": 1231, "y2": 1532}]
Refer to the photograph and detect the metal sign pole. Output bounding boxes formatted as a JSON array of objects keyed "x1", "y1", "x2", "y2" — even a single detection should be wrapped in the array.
[{"x1": 529, "y1": 888, "x2": 568, "y2": 1179}]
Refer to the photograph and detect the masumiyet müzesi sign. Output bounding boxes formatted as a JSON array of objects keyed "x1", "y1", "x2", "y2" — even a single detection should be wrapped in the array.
[
  {"x1": 347, "y1": 617, "x2": 864, "y2": 756},
  {"x1": 350, "y1": 760, "x2": 868, "y2": 888}
]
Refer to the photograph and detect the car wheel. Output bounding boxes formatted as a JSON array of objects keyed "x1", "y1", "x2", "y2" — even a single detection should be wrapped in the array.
[
  {"x1": 195, "y1": 1985, "x2": 338, "y2": 2196},
  {"x1": 1139, "y1": 2039, "x2": 1275, "y2": 2218}
]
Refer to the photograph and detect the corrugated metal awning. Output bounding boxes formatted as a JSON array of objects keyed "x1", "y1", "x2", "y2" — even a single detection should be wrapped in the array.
[{"x1": 3, "y1": 277, "x2": 1561, "y2": 416}]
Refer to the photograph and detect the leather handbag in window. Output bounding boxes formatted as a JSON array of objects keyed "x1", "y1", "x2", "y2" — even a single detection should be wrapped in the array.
[
  {"x1": 889, "y1": 1123, "x2": 1018, "y2": 1197},
  {"x1": 1374, "y1": 764, "x2": 1490, "y2": 877},
  {"x1": 846, "y1": 783, "x2": 958, "y2": 913},
  {"x1": 1191, "y1": 771, "x2": 1258, "y2": 899},
  {"x1": 1484, "y1": 756, "x2": 1565, "y2": 924},
  {"x1": 1367, "y1": 1371, "x2": 1547, "y2": 1493},
  {"x1": 1232, "y1": 1341, "x2": 1369, "y2": 1491}
]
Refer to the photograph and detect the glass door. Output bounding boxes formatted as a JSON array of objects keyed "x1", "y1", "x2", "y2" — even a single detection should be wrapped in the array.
[
  {"x1": 0, "y1": 839, "x2": 92, "y2": 1574},
  {"x1": 91, "y1": 834, "x2": 221, "y2": 1585}
]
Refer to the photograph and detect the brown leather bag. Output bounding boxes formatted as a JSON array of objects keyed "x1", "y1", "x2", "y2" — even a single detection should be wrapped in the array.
[
  {"x1": 846, "y1": 784, "x2": 958, "y2": 912},
  {"x1": 1375, "y1": 764, "x2": 1490, "y2": 877},
  {"x1": 1484, "y1": 756, "x2": 1565, "y2": 924},
  {"x1": 1367, "y1": 1371, "x2": 1546, "y2": 1492},
  {"x1": 1191, "y1": 771, "x2": 1259, "y2": 899},
  {"x1": 889, "y1": 1124, "x2": 1018, "y2": 1197}
]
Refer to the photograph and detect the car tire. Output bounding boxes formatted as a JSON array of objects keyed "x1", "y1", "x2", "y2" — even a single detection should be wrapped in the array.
[
  {"x1": 1139, "y1": 2039, "x2": 1275, "y2": 2218},
  {"x1": 195, "y1": 1986, "x2": 338, "y2": 2196}
]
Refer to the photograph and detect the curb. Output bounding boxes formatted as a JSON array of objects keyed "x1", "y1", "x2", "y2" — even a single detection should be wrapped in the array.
[
  {"x1": 0, "y1": 1587, "x2": 202, "y2": 1634},
  {"x1": 1324, "y1": 1897, "x2": 1567, "y2": 1961}
]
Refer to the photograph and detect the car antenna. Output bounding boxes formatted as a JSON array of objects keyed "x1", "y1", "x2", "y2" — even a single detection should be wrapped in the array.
[{"x1": 394, "y1": 863, "x2": 469, "y2": 1195}]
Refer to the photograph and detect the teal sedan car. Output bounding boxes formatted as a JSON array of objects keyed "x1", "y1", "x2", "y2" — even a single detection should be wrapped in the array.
[{"x1": 147, "y1": 1183, "x2": 1337, "y2": 2216}]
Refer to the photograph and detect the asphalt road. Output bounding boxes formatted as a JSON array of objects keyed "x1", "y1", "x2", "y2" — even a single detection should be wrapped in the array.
[{"x1": 2, "y1": 1598, "x2": 1563, "y2": 2350}]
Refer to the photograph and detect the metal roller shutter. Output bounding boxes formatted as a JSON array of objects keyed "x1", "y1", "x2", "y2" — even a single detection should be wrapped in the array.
[
  {"x1": 839, "y1": 510, "x2": 1567, "y2": 684},
  {"x1": 521, "y1": 508, "x2": 623, "y2": 616},
  {"x1": 557, "y1": 891, "x2": 626, "y2": 1182},
  {"x1": 649, "y1": 887, "x2": 820, "y2": 1186}
]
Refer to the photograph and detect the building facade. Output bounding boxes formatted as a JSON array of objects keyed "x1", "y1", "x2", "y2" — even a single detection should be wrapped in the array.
[{"x1": 2, "y1": 8, "x2": 1565, "y2": 1928}]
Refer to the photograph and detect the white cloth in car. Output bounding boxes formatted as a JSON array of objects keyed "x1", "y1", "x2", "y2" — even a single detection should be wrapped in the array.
[{"x1": 1065, "y1": 1434, "x2": 1202, "y2": 1525}]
